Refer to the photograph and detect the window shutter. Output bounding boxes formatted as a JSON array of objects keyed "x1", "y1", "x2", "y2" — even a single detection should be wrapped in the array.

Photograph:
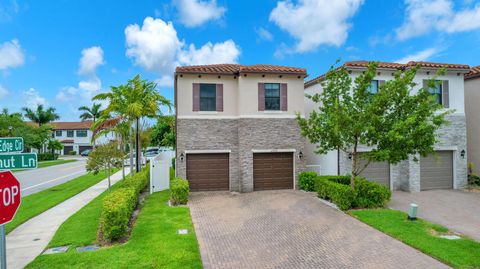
[
  {"x1": 442, "y1": 80, "x2": 449, "y2": 108},
  {"x1": 280, "y1": 83, "x2": 288, "y2": 111},
  {"x1": 192, "y1": 83, "x2": 200, "y2": 112},
  {"x1": 216, "y1": 84, "x2": 223, "y2": 112},
  {"x1": 258, "y1": 83, "x2": 265, "y2": 111}
]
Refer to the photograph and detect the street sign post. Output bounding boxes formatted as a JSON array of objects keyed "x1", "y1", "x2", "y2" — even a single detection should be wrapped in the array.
[
  {"x1": 0, "y1": 171, "x2": 21, "y2": 269},
  {"x1": 0, "y1": 138, "x2": 24, "y2": 154},
  {"x1": 0, "y1": 153, "x2": 37, "y2": 170}
]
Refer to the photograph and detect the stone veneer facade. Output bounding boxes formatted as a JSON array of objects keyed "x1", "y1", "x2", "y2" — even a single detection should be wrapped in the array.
[
  {"x1": 338, "y1": 114, "x2": 467, "y2": 191},
  {"x1": 176, "y1": 118, "x2": 306, "y2": 192}
]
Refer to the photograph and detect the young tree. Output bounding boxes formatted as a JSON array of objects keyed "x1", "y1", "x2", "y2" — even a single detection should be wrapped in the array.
[
  {"x1": 86, "y1": 141, "x2": 123, "y2": 190},
  {"x1": 151, "y1": 115, "x2": 175, "y2": 148},
  {"x1": 298, "y1": 61, "x2": 450, "y2": 187},
  {"x1": 47, "y1": 139, "x2": 63, "y2": 156}
]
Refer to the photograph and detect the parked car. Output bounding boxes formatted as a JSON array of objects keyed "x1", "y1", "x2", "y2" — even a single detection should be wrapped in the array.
[
  {"x1": 80, "y1": 149, "x2": 92, "y2": 156},
  {"x1": 145, "y1": 150, "x2": 159, "y2": 162},
  {"x1": 123, "y1": 153, "x2": 146, "y2": 166}
]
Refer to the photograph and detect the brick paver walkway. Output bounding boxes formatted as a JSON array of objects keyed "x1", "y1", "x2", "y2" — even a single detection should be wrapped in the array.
[
  {"x1": 189, "y1": 190, "x2": 449, "y2": 269},
  {"x1": 390, "y1": 190, "x2": 480, "y2": 241}
]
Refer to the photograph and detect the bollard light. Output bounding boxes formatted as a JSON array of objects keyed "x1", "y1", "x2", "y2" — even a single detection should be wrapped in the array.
[{"x1": 408, "y1": 203, "x2": 418, "y2": 220}]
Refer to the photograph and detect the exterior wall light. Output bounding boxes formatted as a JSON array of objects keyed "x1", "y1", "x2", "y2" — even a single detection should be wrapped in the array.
[
  {"x1": 180, "y1": 153, "x2": 185, "y2": 162},
  {"x1": 460, "y1": 150, "x2": 466, "y2": 159},
  {"x1": 298, "y1": 151, "x2": 303, "y2": 160},
  {"x1": 408, "y1": 203, "x2": 418, "y2": 220},
  {"x1": 348, "y1": 153, "x2": 352, "y2": 160}
]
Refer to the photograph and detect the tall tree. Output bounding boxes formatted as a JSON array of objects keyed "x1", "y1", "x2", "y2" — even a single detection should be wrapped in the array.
[
  {"x1": 22, "y1": 104, "x2": 60, "y2": 126},
  {"x1": 78, "y1": 103, "x2": 102, "y2": 122},
  {"x1": 93, "y1": 74, "x2": 172, "y2": 173},
  {"x1": 151, "y1": 115, "x2": 175, "y2": 148},
  {"x1": 298, "y1": 61, "x2": 450, "y2": 187}
]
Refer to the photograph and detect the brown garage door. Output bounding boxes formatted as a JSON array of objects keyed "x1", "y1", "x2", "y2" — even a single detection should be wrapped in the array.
[
  {"x1": 420, "y1": 151, "x2": 453, "y2": 190},
  {"x1": 253, "y1": 152, "x2": 293, "y2": 191},
  {"x1": 63, "y1": 146, "x2": 73, "y2": 155},
  {"x1": 359, "y1": 157, "x2": 390, "y2": 188},
  {"x1": 186, "y1": 153, "x2": 229, "y2": 191}
]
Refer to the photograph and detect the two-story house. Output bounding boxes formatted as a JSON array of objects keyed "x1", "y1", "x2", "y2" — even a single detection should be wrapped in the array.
[
  {"x1": 465, "y1": 66, "x2": 480, "y2": 174},
  {"x1": 175, "y1": 64, "x2": 307, "y2": 192},
  {"x1": 304, "y1": 61, "x2": 470, "y2": 192},
  {"x1": 51, "y1": 121, "x2": 115, "y2": 154}
]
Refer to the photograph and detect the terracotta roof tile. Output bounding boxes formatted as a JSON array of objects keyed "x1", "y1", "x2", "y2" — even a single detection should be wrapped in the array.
[
  {"x1": 466, "y1": 66, "x2": 480, "y2": 80},
  {"x1": 305, "y1": 60, "x2": 470, "y2": 88},
  {"x1": 176, "y1": 64, "x2": 306, "y2": 75},
  {"x1": 60, "y1": 139, "x2": 74, "y2": 144},
  {"x1": 27, "y1": 121, "x2": 93, "y2": 130}
]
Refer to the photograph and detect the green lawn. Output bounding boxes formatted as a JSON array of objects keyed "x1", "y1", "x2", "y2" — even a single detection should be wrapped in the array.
[
  {"x1": 13, "y1": 159, "x2": 77, "y2": 172},
  {"x1": 27, "y1": 191, "x2": 202, "y2": 269},
  {"x1": 6, "y1": 170, "x2": 113, "y2": 234},
  {"x1": 351, "y1": 209, "x2": 480, "y2": 269}
]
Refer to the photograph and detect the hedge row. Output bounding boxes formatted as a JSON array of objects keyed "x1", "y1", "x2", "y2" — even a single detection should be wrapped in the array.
[
  {"x1": 299, "y1": 172, "x2": 391, "y2": 210},
  {"x1": 170, "y1": 177, "x2": 189, "y2": 205},
  {"x1": 37, "y1": 153, "x2": 59, "y2": 161},
  {"x1": 99, "y1": 166, "x2": 150, "y2": 241}
]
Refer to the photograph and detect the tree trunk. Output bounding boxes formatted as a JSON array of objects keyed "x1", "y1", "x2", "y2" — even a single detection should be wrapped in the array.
[
  {"x1": 350, "y1": 142, "x2": 358, "y2": 188},
  {"x1": 129, "y1": 124, "x2": 135, "y2": 176},
  {"x1": 92, "y1": 116, "x2": 96, "y2": 149},
  {"x1": 135, "y1": 117, "x2": 141, "y2": 172},
  {"x1": 107, "y1": 164, "x2": 111, "y2": 191}
]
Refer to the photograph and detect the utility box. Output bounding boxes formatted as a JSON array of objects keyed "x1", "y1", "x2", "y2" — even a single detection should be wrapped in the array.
[{"x1": 150, "y1": 154, "x2": 170, "y2": 194}]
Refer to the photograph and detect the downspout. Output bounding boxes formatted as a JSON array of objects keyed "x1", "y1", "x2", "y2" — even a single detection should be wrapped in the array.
[{"x1": 174, "y1": 73, "x2": 178, "y2": 178}]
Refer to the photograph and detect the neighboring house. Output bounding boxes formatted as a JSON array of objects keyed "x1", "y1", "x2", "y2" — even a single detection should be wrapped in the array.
[
  {"x1": 175, "y1": 64, "x2": 307, "y2": 192},
  {"x1": 304, "y1": 61, "x2": 470, "y2": 192},
  {"x1": 50, "y1": 121, "x2": 115, "y2": 155},
  {"x1": 464, "y1": 66, "x2": 480, "y2": 174}
]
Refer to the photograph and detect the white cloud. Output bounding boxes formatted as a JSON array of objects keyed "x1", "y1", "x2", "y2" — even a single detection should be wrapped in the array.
[
  {"x1": 0, "y1": 0, "x2": 19, "y2": 22},
  {"x1": 174, "y1": 0, "x2": 225, "y2": 27},
  {"x1": 23, "y1": 88, "x2": 46, "y2": 109},
  {"x1": 78, "y1": 77, "x2": 101, "y2": 94},
  {"x1": 256, "y1": 27, "x2": 274, "y2": 41},
  {"x1": 394, "y1": 47, "x2": 441, "y2": 64},
  {"x1": 0, "y1": 39, "x2": 24, "y2": 70},
  {"x1": 78, "y1": 46, "x2": 104, "y2": 76},
  {"x1": 125, "y1": 17, "x2": 241, "y2": 83},
  {"x1": 269, "y1": 0, "x2": 364, "y2": 53},
  {"x1": 0, "y1": 84, "x2": 9, "y2": 99},
  {"x1": 55, "y1": 86, "x2": 78, "y2": 102},
  {"x1": 396, "y1": 0, "x2": 480, "y2": 40},
  {"x1": 177, "y1": 40, "x2": 240, "y2": 66}
]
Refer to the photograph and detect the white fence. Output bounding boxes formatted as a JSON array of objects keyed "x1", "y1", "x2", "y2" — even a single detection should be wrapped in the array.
[{"x1": 149, "y1": 153, "x2": 172, "y2": 194}]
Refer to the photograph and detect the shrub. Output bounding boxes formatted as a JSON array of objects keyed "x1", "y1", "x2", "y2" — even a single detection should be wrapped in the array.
[
  {"x1": 100, "y1": 187, "x2": 137, "y2": 241},
  {"x1": 298, "y1": 171, "x2": 317, "y2": 191},
  {"x1": 37, "y1": 153, "x2": 59, "y2": 161},
  {"x1": 124, "y1": 166, "x2": 149, "y2": 194},
  {"x1": 354, "y1": 177, "x2": 391, "y2": 208},
  {"x1": 468, "y1": 174, "x2": 480, "y2": 186},
  {"x1": 315, "y1": 177, "x2": 356, "y2": 210},
  {"x1": 170, "y1": 177, "x2": 189, "y2": 205}
]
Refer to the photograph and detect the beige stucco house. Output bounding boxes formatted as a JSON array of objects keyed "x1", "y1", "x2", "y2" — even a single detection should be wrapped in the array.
[
  {"x1": 465, "y1": 66, "x2": 480, "y2": 174},
  {"x1": 175, "y1": 64, "x2": 307, "y2": 192}
]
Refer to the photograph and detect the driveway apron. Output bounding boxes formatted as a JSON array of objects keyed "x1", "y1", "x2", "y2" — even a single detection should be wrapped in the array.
[{"x1": 189, "y1": 190, "x2": 450, "y2": 269}]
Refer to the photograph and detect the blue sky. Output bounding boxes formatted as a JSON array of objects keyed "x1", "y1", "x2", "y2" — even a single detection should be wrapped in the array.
[{"x1": 1, "y1": 0, "x2": 480, "y2": 120}]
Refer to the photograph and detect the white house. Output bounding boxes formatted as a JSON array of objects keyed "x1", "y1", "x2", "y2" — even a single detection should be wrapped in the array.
[{"x1": 304, "y1": 61, "x2": 470, "y2": 192}]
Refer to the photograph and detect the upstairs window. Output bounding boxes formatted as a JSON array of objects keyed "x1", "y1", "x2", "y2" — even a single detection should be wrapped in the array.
[
  {"x1": 77, "y1": 130, "x2": 88, "y2": 137},
  {"x1": 55, "y1": 130, "x2": 62, "y2": 137},
  {"x1": 367, "y1": 80, "x2": 379, "y2": 94},
  {"x1": 264, "y1": 83, "x2": 280, "y2": 110},
  {"x1": 67, "y1": 130, "x2": 74, "y2": 137},
  {"x1": 428, "y1": 81, "x2": 443, "y2": 105},
  {"x1": 199, "y1": 84, "x2": 217, "y2": 111}
]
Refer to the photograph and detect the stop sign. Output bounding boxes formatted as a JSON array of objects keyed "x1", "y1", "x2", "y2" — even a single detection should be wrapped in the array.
[{"x1": 0, "y1": 171, "x2": 21, "y2": 225}]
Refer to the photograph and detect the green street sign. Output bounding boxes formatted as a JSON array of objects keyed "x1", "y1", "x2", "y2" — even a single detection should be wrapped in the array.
[
  {"x1": 0, "y1": 137, "x2": 24, "y2": 153},
  {"x1": 0, "y1": 153, "x2": 37, "y2": 170}
]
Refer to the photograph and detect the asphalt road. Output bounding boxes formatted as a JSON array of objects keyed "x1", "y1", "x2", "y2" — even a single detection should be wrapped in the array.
[{"x1": 15, "y1": 158, "x2": 87, "y2": 196}]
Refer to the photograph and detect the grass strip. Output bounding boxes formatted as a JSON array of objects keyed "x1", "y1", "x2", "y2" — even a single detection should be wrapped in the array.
[
  {"x1": 27, "y1": 191, "x2": 202, "y2": 269},
  {"x1": 13, "y1": 159, "x2": 77, "y2": 173},
  {"x1": 350, "y1": 209, "x2": 480, "y2": 269}
]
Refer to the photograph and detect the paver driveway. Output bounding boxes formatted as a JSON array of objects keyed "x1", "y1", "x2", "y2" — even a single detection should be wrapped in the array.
[
  {"x1": 390, "y1": 190, "x2": 480, "y2": 241},
  {"x1": 189, "y1": 190, "x2": 449, "y2": 269}
]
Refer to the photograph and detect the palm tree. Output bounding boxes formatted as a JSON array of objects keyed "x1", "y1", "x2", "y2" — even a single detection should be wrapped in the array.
[
  {"x1": 22, "y1": 105, "x2": 60, "y2": 126},
  {"x1": 94, "y1": 75, "x2": 172, "y2": 173},
  {"x1": 78, "y1": 103, "x2": 102, "y2": 122}
]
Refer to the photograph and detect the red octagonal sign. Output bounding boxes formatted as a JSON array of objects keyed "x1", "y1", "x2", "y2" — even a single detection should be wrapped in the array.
[{"x1": 0, "y1": 171, "x2": 21, "y2": 225}]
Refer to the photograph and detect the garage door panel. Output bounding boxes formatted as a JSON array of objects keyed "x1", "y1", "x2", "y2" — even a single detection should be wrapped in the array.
[
  {"x1": 186, "y1": 153, "x2": 229, "y2": 191},
  {"x1": 358, "y1": 156, "x2": 390, "y2": 187},
  {"x1": 253, "y1": 153, "x2": 294, "y2": 191},
  {"x1": 421, "y1": 151, "x2": 453, "y2": 190}
]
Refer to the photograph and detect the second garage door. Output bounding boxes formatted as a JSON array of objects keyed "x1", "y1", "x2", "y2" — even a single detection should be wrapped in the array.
[
  {"x1": 358, "y1": 158, "x2": 390, "y2": 188},
  {"x1": 63, "y1": 146, "x2": 73, "y2": 155},
  {"x1": 186, "y1": 153, "x2": 229, "y2": 191},
  {"x1": 420, "y1": 151, "x2": 453, "y2": 190},
  {"x1": 253, "y1": 152, "x2": 294, "y2": 190},
  {"x1": 79, "y1": 145, "x2": 92, "y2": 153}
]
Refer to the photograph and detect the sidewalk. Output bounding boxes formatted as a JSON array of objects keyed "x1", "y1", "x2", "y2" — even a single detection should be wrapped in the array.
[{"x1": 7, "y1": 170, "x2": 125, "y2": 269}]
